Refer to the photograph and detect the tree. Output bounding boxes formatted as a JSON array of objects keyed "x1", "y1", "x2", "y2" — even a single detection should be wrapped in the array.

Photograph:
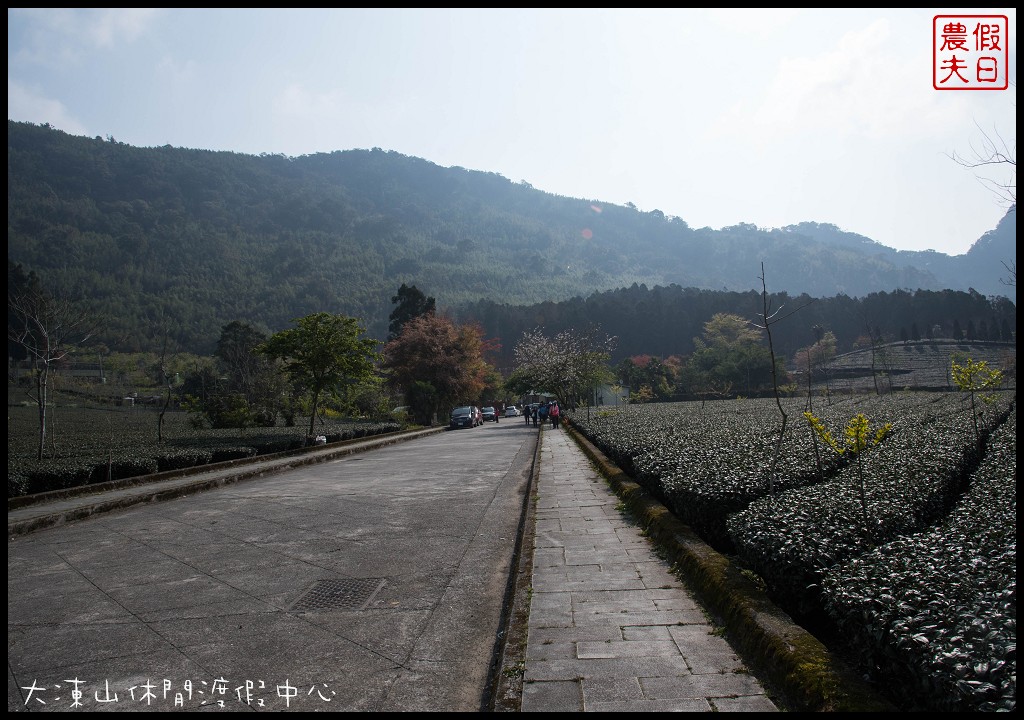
[
  {"x1": 702, "y1": 312, "x2": 764, "y2": 348},
  {"x1": 214, "y1": 320, "x2": 283, "y2": 426},
  {"x1": 949, "y1": 118, "x2": 1016, "y2": 208},
  {"x1": 217, "y1": 321, "x2": 268, "y2": 384},
  {"x1": 616, "y1": 355, "x2": 677, "y2": 401},
  {"x1": 260, "y1": 313, "x2": 381, "y2": 438},
  {"x1": 953, "y1": 319, "x2": 964, "y2": 341},
  {"x1": 8, "y1": 277, "x2": 97, "y2": 459},
  {"x1": 507, "y1": 325, "x2": 616, "y2": 410},
  {"x1": 854, "y1": 311, "x2": 892, "y2": 395},
  {"x1": 812, "y1": 329, "x2": 836, "y2": 398},
  {"x1": 949, "y1": 107, "x2": 1016, "y2": 291},
  {"x1": 8, "y1": 262, "x2": 40, "y2": 361},
  {"x1": 794, "y1": 327, "x2": 837, "y2": 405},
  {"x1": 752, "y1": 263, "x2": 812, "y2": 491},
  {"x1": 871, "y1": 326, "x2": 894, "y2": 395},
  {"x1": 686, "y1": 313, "x2": 776, "y2": 397},
  {"x1": 1000, "y1": 318, "x2": 1013, "y2": 342},
  {"x1": 183, "y1": 321, "x2": 285, "y2": 430},
  {"x1": 388, "y1": 283, "x2": 436, "y2": 339},
  {"x1": 382, "y1": 313, "x2": 494, "y2": 424},
  {"x1": 1000, "y1": 260, "x2": 1016, "y2": 288},
  {"x1": 629, "y1": 385, "x2": 656, "y2": 404},
  {"x1": 951, "y1": 356, "x2": 1004, "y2": 446},
  {"x1": 155, "y1": 330, "x2": 176, "y2": 444},
  {"x1": 804, "y1": 412, "x2": 891, "y2": 540}
]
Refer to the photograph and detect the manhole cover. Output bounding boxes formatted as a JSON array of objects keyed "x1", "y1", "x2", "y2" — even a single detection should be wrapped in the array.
[{"x1": 289, "y1": 578, "x2": 385, "y2": 612}]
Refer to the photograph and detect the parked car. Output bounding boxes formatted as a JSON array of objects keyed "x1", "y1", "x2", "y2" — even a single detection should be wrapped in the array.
[
  {"x1": 450, "y1": 406, "x2": 480, "y2": 429},
  {"x1": 482, "y1": 406, "x2": 498, "y2": 422},
  {"x1": 504, "y1": 405, "x2": 519, "y2": 418}
]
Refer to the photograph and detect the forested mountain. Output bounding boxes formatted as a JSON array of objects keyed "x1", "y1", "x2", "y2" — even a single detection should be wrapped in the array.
[{"x1": 7, "y1": 120, "x2": 1016, "y2": 355}]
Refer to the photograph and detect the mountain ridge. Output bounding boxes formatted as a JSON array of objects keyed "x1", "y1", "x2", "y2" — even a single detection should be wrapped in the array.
[{"x1": 7, "y1": 120, "x2": 1016, "y2": 354}]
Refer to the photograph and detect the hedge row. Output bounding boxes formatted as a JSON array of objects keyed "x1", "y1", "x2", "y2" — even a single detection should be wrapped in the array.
[
  {"x1": 8, "y1": 419, "x2": 403, "y2": 498},
  {"x1": 820, "y1": 413, "x2": 1016, "y2": 712},
  {"x1": 566, "y1": 390, "x2": 1015, "y2": 713},
  {"x1": 727, "y1": 392, "x2": 1013, "y2": 615},
  {"x1": 570, "y1": 393, "x2": 954, "y2": 550}
]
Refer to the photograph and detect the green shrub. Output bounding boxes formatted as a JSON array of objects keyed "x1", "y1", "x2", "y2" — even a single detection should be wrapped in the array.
[
  {"x1": 21, "y1": 459, "x2": 97, "y2": 494},
  {"x1": 90, "y1": 456, "x2": 160, "y2": 483},
  {"x1": 156, "y1": 448, "x2": 214, "y2": 472},
  {"x1": 8, "y1": 472, "x2": 31, "y2": 498},
  {"x1": 210, "y1": 447, "x2": 257, "y2": 463}
]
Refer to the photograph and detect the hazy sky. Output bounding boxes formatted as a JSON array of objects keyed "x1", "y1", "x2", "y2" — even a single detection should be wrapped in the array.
[{"x1": 8, "y1": 8, "x2": 1017, "y2": 256}]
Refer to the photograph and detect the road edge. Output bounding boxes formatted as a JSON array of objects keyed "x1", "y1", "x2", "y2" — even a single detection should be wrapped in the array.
[{"x1": 486, "y1": 425, "x2": 542, "y2": 712}]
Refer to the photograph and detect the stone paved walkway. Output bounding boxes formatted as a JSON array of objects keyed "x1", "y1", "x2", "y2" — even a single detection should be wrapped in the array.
[{"x1": 521, "y1": 427, "x2": 779, "y2": 712}]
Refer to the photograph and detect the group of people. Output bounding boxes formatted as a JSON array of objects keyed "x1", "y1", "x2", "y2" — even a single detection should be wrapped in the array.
[{"x1": 523, "y1": 400, "x2": 561, "y2": 429}]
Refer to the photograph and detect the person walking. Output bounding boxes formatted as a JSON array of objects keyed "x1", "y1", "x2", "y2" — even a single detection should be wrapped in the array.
[
  {"x1": 549, "y1": 401, "x2": 560, "y2": 429},
  {"x1": 525, "y1": 404, "x2": 533, "y2": 425}
]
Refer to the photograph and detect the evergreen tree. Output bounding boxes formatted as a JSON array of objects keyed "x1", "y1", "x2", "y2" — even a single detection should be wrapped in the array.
[{"x1": 388, "y1": 284, "x2": 436, "y2": 339}]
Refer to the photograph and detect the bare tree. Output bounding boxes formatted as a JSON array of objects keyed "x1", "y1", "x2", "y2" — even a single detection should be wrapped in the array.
[
  {"x1": 1000, "y1": 260, "x2": 1016, "y2": 288},
  {"x1": 949, "y1": 117, "x2": 1016, "y2": 208},
  {"x1": 8, "y1": 283, "x2": 96, "y2": 460},
  {"x1": 752, "y1": 263, "x2": 813, "y2": 492},
  {"x1": 156, "y1": 331, "x2": 176, "y2": 444},
  {"x1": 949, "y1": 102, "x2": 1016, "y2": 295}
]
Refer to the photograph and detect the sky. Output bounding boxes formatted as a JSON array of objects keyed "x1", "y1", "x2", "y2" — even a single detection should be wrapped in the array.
[{"x1": 7, "y1": 8, "x2": 1017, "y2": 256}]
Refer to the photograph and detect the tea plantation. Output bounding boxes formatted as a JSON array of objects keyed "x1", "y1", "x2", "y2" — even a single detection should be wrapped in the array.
[
  {"x1": 568, "y1": 390, "x2": 1015, "y2": 712},
  {"x1": 8, "y1": 402, "x2": 402, "y2": 498}
]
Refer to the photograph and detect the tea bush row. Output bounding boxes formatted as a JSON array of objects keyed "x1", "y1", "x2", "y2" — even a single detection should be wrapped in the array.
[
  {"x1": 727, "y1": 391, "x2": 1013, "y2": 614},
  {"x1": 820, "y1": 413, "x2": 1016, "y2": 712},
  {"x1": 567, "y1": 390, "x2": 1015, "y2": 712},
  {"x1": 571, "y1": 393, "x2": 953, "y2": 549},
  {"x1": 8, "y1": 407, "x2": 402, "y2": 498}
]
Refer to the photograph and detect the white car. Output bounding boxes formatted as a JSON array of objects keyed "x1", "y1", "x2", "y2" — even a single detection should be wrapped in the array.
[{"x1": 504, "y1": 405, "x2": 519, "y2": 417}]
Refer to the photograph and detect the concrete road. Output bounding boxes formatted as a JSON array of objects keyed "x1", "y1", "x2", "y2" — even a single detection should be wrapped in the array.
[{"x1": 8, "y1": 421, "x2": 537, "y2": 712}]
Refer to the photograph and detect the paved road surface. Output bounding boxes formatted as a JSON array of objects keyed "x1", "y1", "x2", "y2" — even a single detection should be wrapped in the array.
[{"x1": 8, "y1": 422, "x2": 536, "y2": 712}]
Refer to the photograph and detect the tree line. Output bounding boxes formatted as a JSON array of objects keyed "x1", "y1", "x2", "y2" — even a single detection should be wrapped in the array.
[
  {"x1": 457, "y1": 283, "x2": 1016, "y2": 373},
  {"x1": 9, "y1": 278, "x2": 511, "y2": 455},
  {"x1": 9, "y1": 272, "x2": 1016, "y2": 463}
]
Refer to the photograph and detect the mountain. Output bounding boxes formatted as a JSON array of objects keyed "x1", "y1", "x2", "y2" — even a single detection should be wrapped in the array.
[
  {"x1": 782, "y1": 214, "x2": 1017, "y2": 300},
  {"x1": 7, "y1": 120, "x2": 1016, "y2": 354}
]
